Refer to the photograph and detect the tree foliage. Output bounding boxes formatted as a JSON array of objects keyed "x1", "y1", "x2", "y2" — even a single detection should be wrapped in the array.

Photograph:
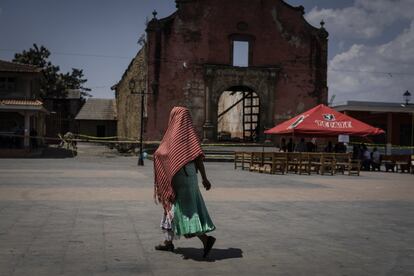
[{"x1": 13, "y1": 44, "x2": 91, "y2": 98}]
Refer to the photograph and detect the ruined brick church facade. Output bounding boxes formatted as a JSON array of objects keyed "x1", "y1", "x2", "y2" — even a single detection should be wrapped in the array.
[{"x1": 113, "y1": 0, "x2": 328, "y2": 142}]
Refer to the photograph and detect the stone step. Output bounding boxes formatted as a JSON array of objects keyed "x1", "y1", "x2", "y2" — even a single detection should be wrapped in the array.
[
  {"x1": 145, "y1": 143, "x2": 276, "y2": 163},
  {"x1": 204, "y1": 154, "x2": 234, "y2": 162},
  {"x1": 147, "y1": 152, "x2": 235, "y2": 162}
]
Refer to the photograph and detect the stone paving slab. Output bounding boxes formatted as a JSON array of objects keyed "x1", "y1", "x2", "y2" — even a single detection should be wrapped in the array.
[
  {"x1": 0, "y1": 144, "x2": 413, "y2": 275},
  {"x1": 0, "y1": 200, "x2": 413, "y2": 275}
]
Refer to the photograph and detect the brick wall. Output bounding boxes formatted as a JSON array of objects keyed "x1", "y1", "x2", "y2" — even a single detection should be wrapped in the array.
[{"x1": 117, "y1": 0, "x2": 328, "y2": 141}]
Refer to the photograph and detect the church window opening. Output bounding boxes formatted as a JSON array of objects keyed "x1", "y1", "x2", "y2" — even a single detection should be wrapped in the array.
[{"x1": 232, "y1": 41, "x2": 249, "y2": 67}]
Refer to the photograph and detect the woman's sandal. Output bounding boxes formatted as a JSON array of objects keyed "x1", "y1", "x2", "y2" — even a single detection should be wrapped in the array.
[
  {"x1": 155, "y1": 242, "x2": 175, "y2": 252},
  {"x1": 203, "y1": 236, "x2": 216, "y2": 258}
]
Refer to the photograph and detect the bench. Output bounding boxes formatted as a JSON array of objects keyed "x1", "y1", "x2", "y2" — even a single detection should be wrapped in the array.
[
  {"x1": 394, "y1": 155, "x2": 411, "y2": 173},
  {"x1": 320, "y1": 153, "x2": 336, "y2": 175},
  {"x1": 252, "y1": 152, "x2": 287, "y2": 174},
  {"x1": 411, "y1": 155, "x2": 414, "y2": 174},
  {"x1": 235, "y1": 151, "x2": 362, "y2": 176},
  {"x1": 298, "y1": 152, "x2": 311, "y2": 175},
  {"x1": 308, "y1": 153, "x2": 323, "y2": 174},
  {"x1": 249, "y1": 152, "x2": 263, "y2": 172},
  {"x1": 267, "y1": 152, "x2": 287, "y2": 174},
  {"x1": 381, "y1": 155, "x2": 396, "y2": 172},
  {"x1": 234, "y1": 152, "x2": 251, "y2": 170},
  {"x1": 334, "y1": 153, "x2": 360, "y2": 176},
  {"x1": 381, "y1": 155, "x2": 411, "y2": 173},
  {"x1": 286, "y1": 152, "x2": 301, "y2": 173}
]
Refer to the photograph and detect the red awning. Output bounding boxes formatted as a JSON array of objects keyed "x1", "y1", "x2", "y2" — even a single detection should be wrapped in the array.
[
  {"x1": 264, "y1": 104, "x2": 384, "y2": 136},
  {"x1": 0, "y1": 99, "x2": 49, "y2": 113}
]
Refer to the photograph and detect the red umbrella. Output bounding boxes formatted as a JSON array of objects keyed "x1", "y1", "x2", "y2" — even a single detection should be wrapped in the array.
[{"x1": 264, "y1": 104, "x2": 384, "y2": 136}]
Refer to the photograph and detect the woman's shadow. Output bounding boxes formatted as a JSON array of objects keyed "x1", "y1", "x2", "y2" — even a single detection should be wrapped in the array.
[{"x1": 174, "y1": 247, "x2": 243, "y2": 262}]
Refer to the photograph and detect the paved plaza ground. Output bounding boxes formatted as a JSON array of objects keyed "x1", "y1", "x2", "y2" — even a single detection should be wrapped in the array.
[{"x1": 0, "y1": 143, "x2": 413, "y2": 276}]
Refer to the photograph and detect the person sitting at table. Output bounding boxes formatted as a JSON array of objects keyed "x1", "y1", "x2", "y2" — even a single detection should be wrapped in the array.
[
  {"x1": 295, "y1": 138, "x2": 306, "y2": 152},
  {"x1": 306, "y1": 139, "x2": 316, "y2": 152},
  {"x1": 279, "y1": 138, "x2": 287, "y2": 152},
  {"x1": 334, "y1": 142, "x2": 347, "y2": 153},
  {"x1": 287, "y1": 138, "x2": 295, "y2": 152},
  {"x1": 324, "y1": 141, "x2": 333, "y2": 153},
  {"x1": 352, "y1": 144, "x2": 360, "y2": 160}
]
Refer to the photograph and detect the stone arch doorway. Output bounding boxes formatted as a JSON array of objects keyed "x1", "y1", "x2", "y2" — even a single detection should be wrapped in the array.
[
  {"x1": 217, "y1": 86, "x2": 260, "y2": 142},
  {"x1": 203, "y1": 65, "x2": 279, "y2": 142}
]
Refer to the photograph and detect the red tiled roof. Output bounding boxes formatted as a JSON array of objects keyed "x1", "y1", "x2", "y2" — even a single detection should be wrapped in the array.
[
  {"x1": 0, "y1": 99, "x2": 44, "y2": 106},
  {"x1": 0, "y1": 60, "x2": 42, "y2": 73}
]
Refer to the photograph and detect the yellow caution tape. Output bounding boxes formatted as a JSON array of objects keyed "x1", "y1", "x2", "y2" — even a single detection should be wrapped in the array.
[
  {"x1": 348, "y1": 142, "x2": 414, "y2": 150},
  {"x1": 1, "y1": 133, "x2": 413, "y2": 149}
]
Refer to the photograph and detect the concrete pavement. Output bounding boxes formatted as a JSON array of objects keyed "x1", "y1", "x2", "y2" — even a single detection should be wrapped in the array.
[{"x1": 0, "y1": 143, "x2": 413, "y2": 275}]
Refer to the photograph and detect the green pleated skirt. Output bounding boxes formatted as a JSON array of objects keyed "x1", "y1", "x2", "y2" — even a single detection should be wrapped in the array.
[{"x1": 172, "y1": 162, "x2": 216, "y2": 237}]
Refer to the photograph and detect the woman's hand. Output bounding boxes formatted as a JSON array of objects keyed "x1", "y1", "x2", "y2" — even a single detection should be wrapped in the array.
[{"x1": 202, "y1": 178, "x2": 211, "y2": 191}]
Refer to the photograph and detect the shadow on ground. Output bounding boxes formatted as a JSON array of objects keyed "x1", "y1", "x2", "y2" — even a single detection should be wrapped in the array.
[
  {"x1": 174, "y1": 247, "x2": 243, "y2": 262},
  {"x1": 0, "y1": 147, "x2": 76, "y2": 159},
  {"x1": 38, "y1": 147, "x2": 77, "y2": 158}
]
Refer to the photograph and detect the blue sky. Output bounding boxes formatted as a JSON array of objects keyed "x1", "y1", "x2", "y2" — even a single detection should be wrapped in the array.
[{"x1": 1, "y1": 0, "x2": 413, "y2": 104}]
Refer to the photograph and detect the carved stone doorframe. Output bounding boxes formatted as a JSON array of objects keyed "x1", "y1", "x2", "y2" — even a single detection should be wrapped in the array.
[{"x1": 203, "y1": 65, "x2": 279, "y2": 142}]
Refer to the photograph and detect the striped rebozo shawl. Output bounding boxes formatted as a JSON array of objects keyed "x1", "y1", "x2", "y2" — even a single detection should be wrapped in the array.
[{"x1": 153, "y1": 107, "x2": 204, "y2": 213}]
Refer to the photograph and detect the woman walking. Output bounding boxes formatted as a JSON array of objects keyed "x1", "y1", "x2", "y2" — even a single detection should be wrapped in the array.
[{"x1": 153, "y1": 106, "x2": 216, "y2": 257}]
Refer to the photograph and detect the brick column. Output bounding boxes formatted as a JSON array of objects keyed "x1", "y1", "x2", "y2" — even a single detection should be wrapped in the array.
[{"x1": 202, "y1": 84, "x2": 214, "y2": 142}]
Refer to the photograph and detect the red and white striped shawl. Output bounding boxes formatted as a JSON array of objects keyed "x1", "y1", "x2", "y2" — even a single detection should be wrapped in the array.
[{"x1": 153, "y1": 107, "x2": 204, "y2": 212}]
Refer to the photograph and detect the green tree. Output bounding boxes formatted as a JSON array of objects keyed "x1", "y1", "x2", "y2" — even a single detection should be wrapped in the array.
[{"x1": 13, "y1": 44, "x2": 91, "y2": 98}]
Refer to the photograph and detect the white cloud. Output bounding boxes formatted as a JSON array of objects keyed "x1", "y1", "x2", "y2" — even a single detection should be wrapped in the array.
[
  {"x1": 329, "y1": 20, "x2": 414, "y2": 103},
  {"x1": 306, "y1": 6, "x2": 381, "y2": 39},
  {"x1": 356, "y1": 0, "x2": 414, "y2": 21},
  {"x1": 311, "y1": 0, "x2": 414, "y2": 103},
  {"x1": 305, "y1": 0, "x2": 414, "y2": 40}
]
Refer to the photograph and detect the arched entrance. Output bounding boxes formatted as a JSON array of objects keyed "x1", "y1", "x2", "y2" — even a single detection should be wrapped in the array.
[
  {"x1": 217, "y1": 86, "x2": 260, "y2": 142},
  {"x1": 202, "y1": 65, "x2": 278, "y2": 142}
]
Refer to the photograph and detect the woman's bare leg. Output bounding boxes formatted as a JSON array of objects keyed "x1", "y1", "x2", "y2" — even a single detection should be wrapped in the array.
[{"x1": 198, "y1": 233, "x2": 216, "y2": 257}]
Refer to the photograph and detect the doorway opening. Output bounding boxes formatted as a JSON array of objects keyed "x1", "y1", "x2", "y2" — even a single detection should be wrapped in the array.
[
  {"x1": 96, "y1": 125, "x2": 106, "y2": 137},
  {"x1": 217, "y1": 86, "x2": 259, "y2": 142}
]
